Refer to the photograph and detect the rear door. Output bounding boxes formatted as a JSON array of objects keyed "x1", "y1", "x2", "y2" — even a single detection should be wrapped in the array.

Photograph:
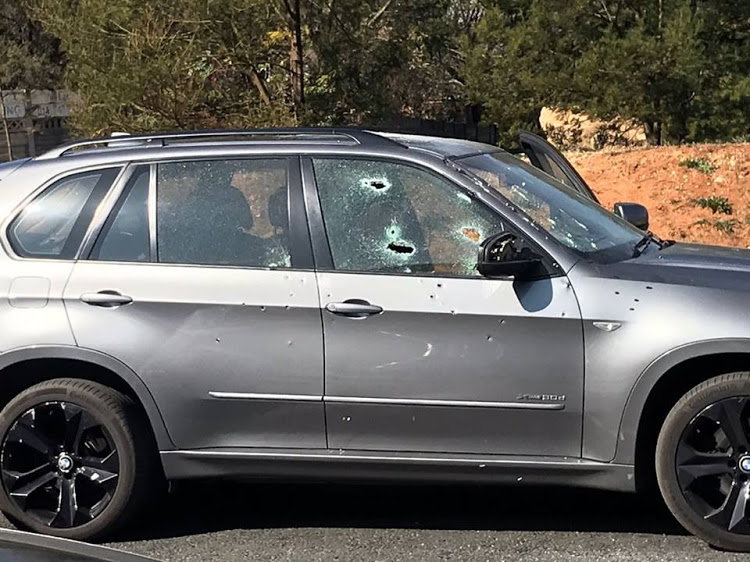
[
  {"x1": 64, "y1": 157, "x2": 326, "y2": 450},
  {"x1": 519, "y1": 131, "x2": 599, "y2": 203}
]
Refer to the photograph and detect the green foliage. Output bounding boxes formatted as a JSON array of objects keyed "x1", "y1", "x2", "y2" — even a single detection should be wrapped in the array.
[
  {"x1": 16, "y1": 0, "x2": 750, "y2": 144},
  {"x1": 0, "y1": 3, "x2": 64, "y2": 89},
  {"x1": 463, "y1": 0, "x2": 750, "y2": 146},
  {"x1": 27, "y1": 0, "x2": 469, "y2": 135},
  {"x1": 694, "y1": 195, "x2": 732, "y2": 214},
  {"x1": 680, "y1": 157, "x2": 718, "y2": 174},
  {"x1": 714, "y1": 219, "x2": 739, "y2": 233}
]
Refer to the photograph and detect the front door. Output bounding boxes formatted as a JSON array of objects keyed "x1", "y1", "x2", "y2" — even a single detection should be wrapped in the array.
[
  {"x1": 308, "y1": 156, "x2": 584, "y2": 457},
  {"x1": 64, "y1": 158, "x2": 325, "y2": 450}
]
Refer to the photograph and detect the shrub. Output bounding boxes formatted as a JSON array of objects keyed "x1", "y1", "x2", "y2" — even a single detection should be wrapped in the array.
[
  {"x1": 679, "y1": 157, "x2": 718, "y2": 174},
  {"x1": 714, "y1": 219, "x2": 739, "y2": 234},
  {"x1": 694, "y1": 195, "x2": 733, "y2": 215}
]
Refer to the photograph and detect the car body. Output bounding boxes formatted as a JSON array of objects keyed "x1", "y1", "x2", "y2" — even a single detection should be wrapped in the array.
[{"x1": 0, "y1": 129, "x2": 749, "y2": 549}]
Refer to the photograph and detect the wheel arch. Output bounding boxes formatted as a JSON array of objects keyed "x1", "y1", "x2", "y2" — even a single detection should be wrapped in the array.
[
  {"x1": 0, "y1": 345, "x2": 174, "y2": 452},
  {"x1": 614, "y1": 338, "x2": 750, "y2": 492}
]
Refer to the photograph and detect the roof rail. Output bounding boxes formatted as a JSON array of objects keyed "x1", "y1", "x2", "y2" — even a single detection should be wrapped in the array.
[{"x1": 37, "y1": 128, "x2": 403, "y2": 159}]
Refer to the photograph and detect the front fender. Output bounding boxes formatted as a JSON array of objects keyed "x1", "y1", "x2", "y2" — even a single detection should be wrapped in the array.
[
  {"x1": 0, "y1": 345, "x2": 175, "y2": 451},
  {"x1": 613, "y1": 338, "x2": 750, "y2": 465}
]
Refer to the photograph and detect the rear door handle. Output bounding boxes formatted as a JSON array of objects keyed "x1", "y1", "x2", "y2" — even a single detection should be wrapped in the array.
[
  {"x1": 80, "y1": 291, "x2": 133, "y2": 307},
  {"x1": 325, "y1": 300, "x2": 383, "y2": 318}
]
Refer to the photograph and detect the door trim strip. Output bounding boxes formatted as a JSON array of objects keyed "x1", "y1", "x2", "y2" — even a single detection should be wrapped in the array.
[
  {"x1": 208, "y1": 392, "x2": 322, "y2": 402},
  {"x1": 326, "y1": 396, "x2": 565, "y2": 410},
  {"x1": 208, "y1": 392, "x2": 564, "y2": 410}
]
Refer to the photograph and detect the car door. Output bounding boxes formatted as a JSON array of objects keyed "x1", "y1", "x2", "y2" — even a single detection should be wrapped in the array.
[
  {"x1": 519, "y1": 131, "x2": 599, "y2": 203},
  {"x1": 64, "y1": 157, "x2": 325, "y2": 450},
  {"x1": 305, "y1": 156, "x2": 584, "y2": 457}
]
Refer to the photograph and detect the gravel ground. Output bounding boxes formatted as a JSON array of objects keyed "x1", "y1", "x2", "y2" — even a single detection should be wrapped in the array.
[{"x1": 4, "y1": 481, "x2": 747, "y2": 562}]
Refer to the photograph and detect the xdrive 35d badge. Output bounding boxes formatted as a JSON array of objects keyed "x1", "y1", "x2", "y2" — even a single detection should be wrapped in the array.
[{"x1": 0, "y1": 128, "x2": 750, "y2": 551}]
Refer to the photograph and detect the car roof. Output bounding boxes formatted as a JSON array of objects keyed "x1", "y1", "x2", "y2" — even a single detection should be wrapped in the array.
[{"x1": 33, "y1": 128, "x2": 499, "y2": 163}]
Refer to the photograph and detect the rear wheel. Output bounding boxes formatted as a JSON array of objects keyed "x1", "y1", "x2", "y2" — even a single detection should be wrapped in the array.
[
  {"x1": 0, "y1": 379, "x2": 156, "y2": 541},
  {"x1": 657, "y1": 373, "x2": 750, "y2": 551}
]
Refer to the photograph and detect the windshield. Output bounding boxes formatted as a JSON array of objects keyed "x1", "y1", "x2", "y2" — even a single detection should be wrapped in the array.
[{"x1": 455, "y1": 151, "x2": 644, "y2": 263}]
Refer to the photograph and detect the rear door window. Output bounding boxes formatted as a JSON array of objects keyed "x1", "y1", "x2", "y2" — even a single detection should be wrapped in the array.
[
  {"x1": 8, "y1": 168, "x2": 120, "y2": 259},
  {"x1": 156, "y1": 159, "x2": 291, "y2": 268}
]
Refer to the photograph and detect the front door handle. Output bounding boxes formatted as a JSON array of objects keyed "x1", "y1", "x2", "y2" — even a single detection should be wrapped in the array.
[
  {"x1": 325, "y1": 299, "x2": 383, "y2": 318},
  {"x1": 80, "y1": 291, "x2": 133, "y2": 307}
]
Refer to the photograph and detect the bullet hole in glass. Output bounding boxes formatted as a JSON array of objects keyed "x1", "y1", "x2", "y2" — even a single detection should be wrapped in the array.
[
  {"x1": 615, "y1": 291, "x2": 620, "y2": 295},
  {"x1": 634, "y1": 298, "x2": 640, "y2": 302},
  {"x1": 387, "y1": 242, "x2": 415, "y2": 254},
  {"x1": 646, "y1": 286, "x2": 653, "y2": 290},
  {"x1": 359, "y1": 177, "x2": 392, "y2": 192},
  {"x1": 462, "y1": 227, "x2": 481, "y2": 243}
]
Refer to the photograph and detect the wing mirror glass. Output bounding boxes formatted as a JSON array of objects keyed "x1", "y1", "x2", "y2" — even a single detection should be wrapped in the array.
[
  {"x1": 613, "y1": 202, "x2": 649, "y2": 230},
  {"x1": 477, "y1": 232, "x2": 543, "y2": 280}
]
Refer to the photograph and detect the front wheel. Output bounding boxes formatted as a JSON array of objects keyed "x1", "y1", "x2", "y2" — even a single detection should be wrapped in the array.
[
  {"x1": 0, "y1": 379, "x2": 156, "y2": 541},
  {"x1": 657, "y1": 372, "x2": 750, "y2": 551}
]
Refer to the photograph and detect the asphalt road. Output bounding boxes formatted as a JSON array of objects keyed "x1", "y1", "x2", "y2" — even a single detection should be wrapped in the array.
[{"x1": 2, "y1": 481, "x2": 749, "y2": 562}]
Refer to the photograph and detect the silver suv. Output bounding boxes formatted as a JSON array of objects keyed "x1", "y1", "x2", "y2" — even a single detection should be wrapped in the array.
[{"x1": 1, "y1": 129, "x2": 750, "y2": 550}]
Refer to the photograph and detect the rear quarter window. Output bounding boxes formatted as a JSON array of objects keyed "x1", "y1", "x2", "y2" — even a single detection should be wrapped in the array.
[{"x1": 7, "y1": 168, "x2": 120, "y2": 259}]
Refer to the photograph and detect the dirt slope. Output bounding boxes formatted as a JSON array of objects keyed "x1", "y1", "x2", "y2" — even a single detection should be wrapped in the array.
[{"x1": 567, "y1": 143, "x2": 750, "y2": 247}]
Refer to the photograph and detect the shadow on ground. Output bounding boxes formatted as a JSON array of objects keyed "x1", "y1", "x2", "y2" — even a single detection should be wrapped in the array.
[{"x1": 118, "y1": 481, "x2": 687, "y2": 541}]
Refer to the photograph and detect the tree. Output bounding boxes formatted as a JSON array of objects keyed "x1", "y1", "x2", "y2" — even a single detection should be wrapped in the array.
[
  {"x1": 29, "y1": 0, "x2": 297, "y2": 135},
  {"x1": 462, "y1": 0, "x2": 750, "y2": 146},
  {"x1": 0, "y1": 3, "x2": 65, "y2": 159}
]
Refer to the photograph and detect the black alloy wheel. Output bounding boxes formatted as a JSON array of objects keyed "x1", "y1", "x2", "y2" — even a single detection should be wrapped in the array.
[
  {"x1": 657, "y1": 373, "x2": 750, "y2": 551},
  {"x1": 675, "y1": 397, "x2": 750, "y2": 534},
  {"x1": 1, "y1": 401, "x2": 120, "y2": 528},
  {"x1": 0, "y1": 379, "x2": 157, "y2": 541}
]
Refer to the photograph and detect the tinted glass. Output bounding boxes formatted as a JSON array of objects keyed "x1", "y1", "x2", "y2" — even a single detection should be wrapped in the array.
[
  {"x1": 8, "y1": 169, "x2": 119, "y2": 259},
  {"x1": 313, "y1": 158, "x2": 504, "y2": 275},
  {"x1": 457, "y1": 152, "x2": 643, "y2": 262},
  {"x1": 91, "y1": 167, "x2": 150, "y2": 262},
  {"x1": 157, "y1": 159, "x2": 290, "y2": 268}
]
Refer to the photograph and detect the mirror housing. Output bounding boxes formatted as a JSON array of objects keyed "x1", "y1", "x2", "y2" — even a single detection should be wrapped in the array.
[
  {"x1": 477, "y1": 232, "x2": 542, "y2": 280},
  {"x1": 613, "y1": 202, "x2": 649, "y2": 230}
]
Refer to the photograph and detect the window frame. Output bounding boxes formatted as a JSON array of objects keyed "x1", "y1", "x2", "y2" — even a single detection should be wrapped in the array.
[
  {"x1": 303, "y1": 154, "x2": 557, "y2": 279},
  {"x1": 87, "y1": 164, "x2": 152, "y2": 263},
  {"x1": 81, "y1": 155, "x2": 314, "y2": 271},
  {"x1": 4, "y1": 165, "x2": 126, "y2": 262}
]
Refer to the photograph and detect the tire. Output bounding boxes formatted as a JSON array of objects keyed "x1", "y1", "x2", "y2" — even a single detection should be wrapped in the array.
[
  {"x1": 0, "y1": 378, "x2": 157, "y2": 541},
  {"x1": 656, "y1": 372, "x2": 750, "y2": 551}
]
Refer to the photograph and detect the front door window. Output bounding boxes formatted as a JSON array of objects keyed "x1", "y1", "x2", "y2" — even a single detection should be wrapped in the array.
[{"x1": 312, "y1": 158, "x2": 504, "y2": 276}]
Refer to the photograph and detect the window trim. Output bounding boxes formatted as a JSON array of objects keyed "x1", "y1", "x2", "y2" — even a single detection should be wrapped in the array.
[
  {"x1": 86, "y1": 164, "x2": 152, "y2": 263},
  {"x1": 3, "y1": 165, "x2": 126, "y2": 262},
  {"x1": 303, "y1": 155, "x2": 558, "y2": 279},
  {"x1": 81, "y1": 156, "x2": 315, "y2": 271}
]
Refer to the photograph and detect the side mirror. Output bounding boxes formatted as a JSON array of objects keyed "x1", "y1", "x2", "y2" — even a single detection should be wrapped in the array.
[
  {"x1": 477, "y1": 232, "x2": 542, "y2": 280},
  {"x1": 613, "y1": 202, "x2": 649, "y2": 230}
]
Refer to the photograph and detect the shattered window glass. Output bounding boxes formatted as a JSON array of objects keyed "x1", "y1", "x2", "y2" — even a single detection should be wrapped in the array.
[
  {"x1": 313, "y1": 158, "x2": 504, "y2": 276},
  {"x1": 157, "y1": 159, "x2": 291, "y2": 268},
  {"x1": 457, "y1": 152, "x2": 643, "y2": 260}
]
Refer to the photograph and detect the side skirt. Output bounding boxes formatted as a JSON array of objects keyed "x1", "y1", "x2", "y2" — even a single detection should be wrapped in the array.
[{"x1": 161, "y1": 449, "x2": 635, "y2": 493}]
